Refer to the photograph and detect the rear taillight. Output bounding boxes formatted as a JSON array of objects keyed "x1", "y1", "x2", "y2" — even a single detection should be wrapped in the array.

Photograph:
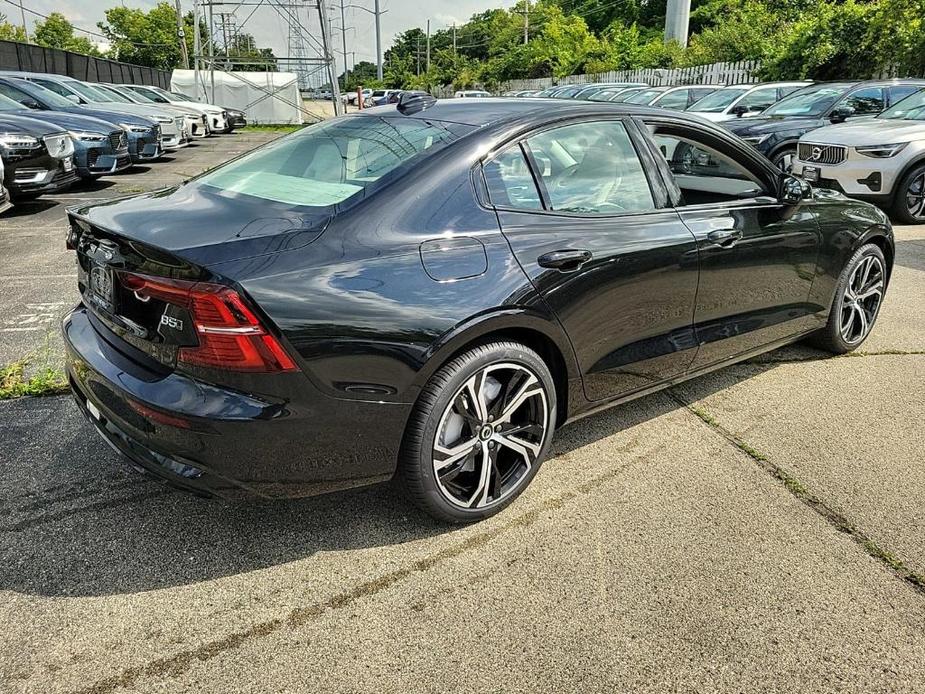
[{"x1": 120, "y1": 273, "x2": 298, "y2": 373}]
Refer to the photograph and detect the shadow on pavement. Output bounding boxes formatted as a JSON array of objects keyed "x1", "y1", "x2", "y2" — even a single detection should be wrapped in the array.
[{"x1": 0, "y1": 342, "x2": 830, "y2": 599}]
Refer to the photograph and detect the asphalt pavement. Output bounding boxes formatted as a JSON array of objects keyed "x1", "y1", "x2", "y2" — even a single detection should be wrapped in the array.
[{"x1": 1, "y1": 131, "x2": 924, "y2": 693}]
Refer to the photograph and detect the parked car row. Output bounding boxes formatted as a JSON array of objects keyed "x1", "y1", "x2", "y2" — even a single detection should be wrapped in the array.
[{"x1": 0, "y1": 71, "x2": 247, "y2": 208}]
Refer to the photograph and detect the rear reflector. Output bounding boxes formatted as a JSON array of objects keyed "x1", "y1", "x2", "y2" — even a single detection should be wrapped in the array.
[{"x1": 120, "y1": 273, "x2": 298, "y2": 373}]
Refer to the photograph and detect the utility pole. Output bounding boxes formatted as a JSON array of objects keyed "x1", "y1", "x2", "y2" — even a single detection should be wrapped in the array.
[
  {"x1": 317, "y1": 0, "x2": 343, "y2": 115},
  {"x1": 207, "y1": 0, "x2": 215, "y2": 102},
  {"x1": 193, "y1": 0, "x2": 201, "y2": 99},
  {"x1": 17, "y1": 0, "x2": 27, "y2": 41},
  {"x1": 523, "y1": 0, "x2": 529, "y2": 45},
  {"x1": 426, "y1": 20, "x2": 431, "y2": 74},
  {"x1": 415, "y1": 37, "x2": 421, "y2": 76},
  {"x1": 665, "y1": 0, "x2": 692, "y2": 46},
  {"x1": 339, "y1": 0, "x2": 349, "y2": 89},
  {"x1": 175, "y1": 0, "x2": 190, "y2": 70},
  {"x1": 452, "y1": 23, "x2": 457, "y2": 55},
  {"x1": 374, "y1": 0, "x2": 383, "y2": 80}
]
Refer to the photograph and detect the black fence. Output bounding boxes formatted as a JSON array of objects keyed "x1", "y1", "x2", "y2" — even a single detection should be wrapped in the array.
[{"x1": 0, "y1": 40, "x2": 171, "y2": 89}]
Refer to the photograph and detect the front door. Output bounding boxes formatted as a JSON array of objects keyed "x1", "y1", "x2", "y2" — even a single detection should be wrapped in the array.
[
  {"x1": 482, "y1": 118, "x2": 700, "y2": 402},
  {"x1": 641, "y1": 121, "x2": 822, "y2": 370}
]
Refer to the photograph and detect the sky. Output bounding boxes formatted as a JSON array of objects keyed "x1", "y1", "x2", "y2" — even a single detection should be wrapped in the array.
[{"x1": 17, "y1": 0, "x2": 507, "y2": 70}]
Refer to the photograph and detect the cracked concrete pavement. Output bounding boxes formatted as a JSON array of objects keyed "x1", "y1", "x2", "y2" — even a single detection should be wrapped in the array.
[{"x1": 1, "y1": 132, "x2": 924, "y2": 693}]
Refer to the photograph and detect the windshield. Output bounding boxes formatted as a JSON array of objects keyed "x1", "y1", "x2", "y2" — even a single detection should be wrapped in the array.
[
  {"x1": 879, "y1": 88, "x2": 925, "y2": 120},
  {"x1": 67, "y1": 81, "x2": 109, "y2": 102},
  {"x1": 688, "y1": 87, "x2": 749, "y2": 112},
  {"x1": 0, "y1": 93, "x2": 27, "y2": 111},
  {"x1": 763, "y1": 85, "x2": 849, "y2": 117},
  {"x1": 197, "y1": 115, "x2": 473, "y2": 208},
  {"x1": 623, "y1": 89, "x2": 662, "y2": 104},
  {"x1": 13, "y1": 79, "x2": 76, "y2": 109}
]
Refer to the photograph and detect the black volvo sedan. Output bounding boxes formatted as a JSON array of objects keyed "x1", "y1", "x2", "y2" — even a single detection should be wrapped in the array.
[{"x1": 63, "y1": 96, "x2": 893, "y2": 522}]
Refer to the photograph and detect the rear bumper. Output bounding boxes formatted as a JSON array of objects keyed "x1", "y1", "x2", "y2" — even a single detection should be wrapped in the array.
[{"x1": 63, "y1": 306, "x2": 408, "y2": 499}]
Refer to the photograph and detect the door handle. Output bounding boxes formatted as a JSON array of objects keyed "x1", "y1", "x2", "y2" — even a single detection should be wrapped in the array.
[
  {"x1": 706, "y1": 228, "x2": 743, "y2": 248},
  {"x1": 537, "y1": 249, "x2": 593, "y2": 272}
]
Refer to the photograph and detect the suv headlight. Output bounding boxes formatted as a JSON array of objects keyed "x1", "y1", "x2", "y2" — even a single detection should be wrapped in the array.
[
  {"x1": 69, "y1": 130, "x2": 108, "y2": 142},
  {"x1": 741, "y1": 134, "x2": 771, "y2": 146},
  {"x1": 0, "y1": 132, "x2": 40, "y2": 149},
  {"x1": 119, "y1": 123, "x2": 150, "y2": 133},
  {"x1": 150, "y1": 115, "x2": 173, "y2": 124},
  {"x1": 856, "y1": 142, "x2": 909, "y2": 158}
]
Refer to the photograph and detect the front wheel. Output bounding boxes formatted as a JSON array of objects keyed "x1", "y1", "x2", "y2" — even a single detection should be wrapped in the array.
[
  {"x1": 890, "y1": 163, "x2": 925, "y2": 224},
  {"x1": 398, "y1": 341, "x2": 557, "y2": 523},
  {"x1": 771, "y1": 146, "x2": 797, "y2": 173},
  {"x1": 808, "y1": 243, "x2": 886, "y2": 354}
]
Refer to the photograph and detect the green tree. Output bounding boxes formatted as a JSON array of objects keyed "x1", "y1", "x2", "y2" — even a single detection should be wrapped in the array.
[
  {"x1": 0, "y1": 12, "x2": 28, "y2": 42},
  {"x1": 34, "y1": 12, "x2": 101, "y2": 56}
]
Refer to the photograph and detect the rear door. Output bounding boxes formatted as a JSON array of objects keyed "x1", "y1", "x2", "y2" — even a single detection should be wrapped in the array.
[
  {"x1": 640, "y1": 119, "x2": 822, "y2": 369},
  {"x1": 483, "y1": 118, "x2": 700, "y2": 402}
]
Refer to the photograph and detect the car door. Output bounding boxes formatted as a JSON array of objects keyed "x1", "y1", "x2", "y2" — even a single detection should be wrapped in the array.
[
  {"x1": 482, "y1": 118, "x2": 700, "y2": 402},
  {"x1": 640, "y1": 118, "x2": 822, "y2": 370}
]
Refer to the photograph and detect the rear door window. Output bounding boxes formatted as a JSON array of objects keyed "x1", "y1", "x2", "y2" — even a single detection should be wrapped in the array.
[
  {"x1": 483, "y1": 146, "x2": 542, "y2": 210},
  {"x1": 524, "y1": 120, "x2": 655, "y2": 214}
]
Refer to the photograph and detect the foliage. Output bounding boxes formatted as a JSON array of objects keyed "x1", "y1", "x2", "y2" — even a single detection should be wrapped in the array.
[
  {"x1": 0, "y1": 12, "x2": 28, "y2": 42},
  {"x1": 0, "y1": 361, "x2": 68, "y2": 400},
  {"x1": 33, "y1": 12, "x2": 101, "y2": 56}
]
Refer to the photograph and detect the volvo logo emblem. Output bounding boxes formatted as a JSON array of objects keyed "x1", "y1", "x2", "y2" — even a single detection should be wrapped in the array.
[
  {"x1": 809, "y1": 146, "x2": 823, "y2": 161},
  {"x1": 90, "y1": 266, "x2": 112, "y2": 298}
]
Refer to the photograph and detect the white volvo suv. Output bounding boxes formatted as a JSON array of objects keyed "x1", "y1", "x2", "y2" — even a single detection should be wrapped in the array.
[{"x1": 793, "y1": 87, "x2": 925, "y2": 223}]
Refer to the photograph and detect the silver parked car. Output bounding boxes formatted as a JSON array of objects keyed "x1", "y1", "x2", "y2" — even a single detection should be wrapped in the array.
[
  {"x1": 793, "y1": 87, "x2": 925, "y2": 223},
  {"x1": 687, "y1": 82, "x2": 811, "y2": 121}
]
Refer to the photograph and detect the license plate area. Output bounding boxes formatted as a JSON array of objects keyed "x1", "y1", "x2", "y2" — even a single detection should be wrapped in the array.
[
  {"x1": 82, "y1": 258, "x2": 116, "y2": 314},
  {"x1": 63, "y1": 157, "x2": 74, "y2": 172},
  {"x1": 803, "y1": 166, "x2": 820, "y2": 183}
]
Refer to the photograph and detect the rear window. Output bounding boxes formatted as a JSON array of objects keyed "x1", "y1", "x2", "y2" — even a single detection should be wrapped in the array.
[{"x1": 197, "y1": 115, "x2": 473, "y2": 207}]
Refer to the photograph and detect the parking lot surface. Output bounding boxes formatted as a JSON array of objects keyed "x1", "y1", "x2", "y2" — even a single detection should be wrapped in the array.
[{"x1": 1, "y1": 132, "x2": 924, "y2": 693}]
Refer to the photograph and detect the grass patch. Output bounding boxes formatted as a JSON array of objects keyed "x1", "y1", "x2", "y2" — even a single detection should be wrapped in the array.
[
  {"x1": 241, "y1": 124, "x2": 306, "y2": 133},
  {"x1": 0, "y1": 360, "x2": 69, "y2": 400}
]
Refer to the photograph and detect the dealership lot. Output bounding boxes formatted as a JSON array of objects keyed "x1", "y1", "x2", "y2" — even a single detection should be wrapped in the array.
[{"x1": 1, "y1": 132, "x2": 924, "y2": 692}]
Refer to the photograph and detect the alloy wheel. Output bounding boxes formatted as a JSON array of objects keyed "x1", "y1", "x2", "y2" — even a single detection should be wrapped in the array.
[
  {"x1": 433, "y1": 363, "x2": 549, "y2": 509},
  {"x1": 840, "y1": 254, "x2": 884, "y2": 345},
  {"x1": 906, "y1": 172, "x2": 925, "y2": 219}
]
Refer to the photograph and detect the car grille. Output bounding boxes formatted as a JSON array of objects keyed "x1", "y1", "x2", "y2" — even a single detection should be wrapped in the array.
[
  {"x1": 798, "y1": 142, "x2": 847, "y2": 165},
  {"x1": 109, "y1": 131, "x2": 127, "y2": 151}
]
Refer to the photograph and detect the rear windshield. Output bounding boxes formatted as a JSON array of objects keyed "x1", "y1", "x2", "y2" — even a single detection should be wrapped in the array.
[{"x1": 197, "y1": 115, "x2": 473, "y2": 207}]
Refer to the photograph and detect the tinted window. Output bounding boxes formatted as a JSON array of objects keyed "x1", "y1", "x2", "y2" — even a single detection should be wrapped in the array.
[
  {"x1": 654, "y1": 90, "x2": 690, "y2": 110},
  {"x1": 889, "y1": 85, "x2": 920, "y2": 105},
  {"x1": 525, "y1": 121, "x2": 654, "y2": 214},
  {"x1": 198, "y1": 115, "x2": 472, "y2": 208},
  {"x1": 650, "y1": 130, "x2": 767, "y2": 205},
  {"x1": 739, "y1": 87, "x2": 779, "y2": 112},
  {"x1": 842, "y1": 87, "x2": 884, "y2": 115},
  {"x1": 484, "y1": 146, "x2": 541, "y2": 210}
]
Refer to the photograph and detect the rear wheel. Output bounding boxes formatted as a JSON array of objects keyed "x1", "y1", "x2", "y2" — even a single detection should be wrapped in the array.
[
  {"x1": 890, "y1": 164, "x2": 925, "y2": 224},
  {"x1": 809, "y1": 243, "x2": 886, "y2": 354},
  {"x1": 398, "y1": 341, "x2": 556, "y2": 523}
]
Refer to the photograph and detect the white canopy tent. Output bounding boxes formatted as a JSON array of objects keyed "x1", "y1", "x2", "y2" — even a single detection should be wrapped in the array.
[{"x1": 170, "y1": 69, "x2": 304, "y2": 125}]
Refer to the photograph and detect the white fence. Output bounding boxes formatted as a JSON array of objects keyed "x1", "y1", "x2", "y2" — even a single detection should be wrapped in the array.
[{"x1": 499, "y1": 60, "x2": 761, "y2": 92}]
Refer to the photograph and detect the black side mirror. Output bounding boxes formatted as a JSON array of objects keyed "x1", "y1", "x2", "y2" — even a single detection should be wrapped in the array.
[
  {"x1": 731, "y1": 104, "x2": 749, "y2": 117},
  {"x1": 780, "y1": 175, "x2": 810, "y2": 205},
  {"x1": 829, "y1": 105, "x2": 855, "y2": 123}
]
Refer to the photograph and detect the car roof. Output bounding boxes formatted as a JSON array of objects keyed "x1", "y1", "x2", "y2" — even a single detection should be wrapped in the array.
[{"x1": 356, "y1": 97, "x2": 728, "y2": 128}]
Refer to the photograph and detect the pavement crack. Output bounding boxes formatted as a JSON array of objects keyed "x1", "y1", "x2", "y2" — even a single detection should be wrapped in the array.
[
  {"x1": 668, "y1": 390, "x2": 925, "y2": 598},
  {"x1": 69, "y1": 448, "x2": 651, "y2": 694}
]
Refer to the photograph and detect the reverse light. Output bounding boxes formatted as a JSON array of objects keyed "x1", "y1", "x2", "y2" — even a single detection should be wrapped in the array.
[
  {"x1": 856, "y1": 142, "x2": 909, "y2": 158},
  {"x1": 119, "y1": 273, "x2": 298, "y2": 373}
]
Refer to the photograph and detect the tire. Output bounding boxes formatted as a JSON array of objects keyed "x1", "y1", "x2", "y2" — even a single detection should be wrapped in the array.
[
  {"x1": 398, "y1": 341, "x2": 557, "y2": 523},
  {"x1": 808, "y1": 243, "x2": 887, "y2": 354},
  {"x1": 771, "y1": 146, "x2": 797, "y2": 173},
  {"x1": 890, "y1": 163, "x2": 925, "y2": 225}
]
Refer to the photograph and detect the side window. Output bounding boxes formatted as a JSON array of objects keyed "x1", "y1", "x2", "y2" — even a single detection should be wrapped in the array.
[
  {"x1": 688, "y1": 88, "x2": 715, "y2": 105},
  {"x1": 525, "y1": 121, "x2": 655, "y2": 214},
  {"x1": 483, "y1": 145, "x2": 542, "y2": 210},
  {"x1": 778, "y1": 85, "x2": 803, "y2": 100},
  {"x1": 889, "y1": 85, "x2": 919, "y2": 105},
  {"x1": 0, "y1": 82, "x2": 31, "y2": 106},
  {"x1": 33, "y1": 79, "x2": 71, "y2": 99},
  {"x1": 655, "y1": 90, "x2": 690, "y2": 110},
  {"x1": 739, "y1": 87, "x2": 779, "y2": 112},
  {"x1": 649, "y1": 129, "x2": 768, "y2": 206},
  {"x1": 842, "y1": 87, "x2": 884, "y2": 115}
]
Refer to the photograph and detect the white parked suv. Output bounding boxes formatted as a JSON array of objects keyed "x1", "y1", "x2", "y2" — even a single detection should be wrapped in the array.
[
  {"x1": 793, "y1": 87, "x2": 925, "y2": 223},
  {"x1": 687, "y1": 82, "x2": 811, "y2": 121}
]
